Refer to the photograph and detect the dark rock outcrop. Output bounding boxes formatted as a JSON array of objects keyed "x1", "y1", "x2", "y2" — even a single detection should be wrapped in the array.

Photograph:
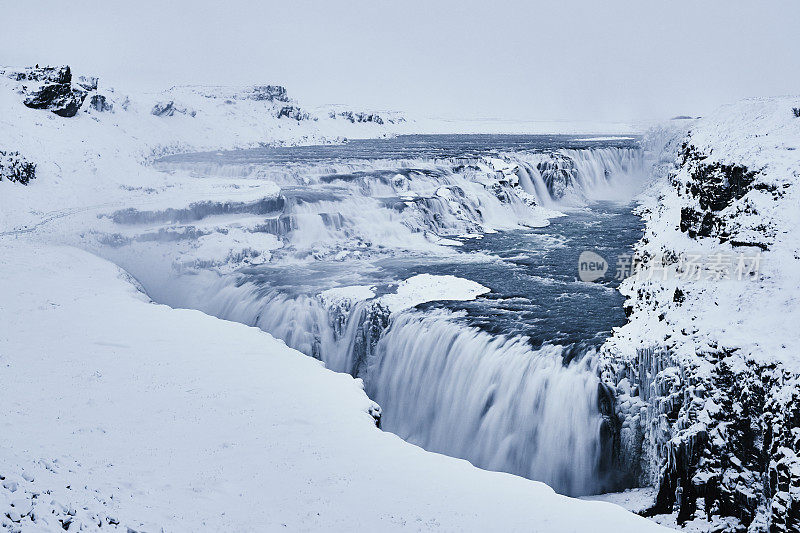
[
  {"x1": 607, "y1": 345, "x2": 800, "y2": 532},
  {"x1": 276, "y1": 105, "x2": 309, "y2": 121},
  {"x1": 675, "y1": 144, "x2": 768, "y2": 246},
  {"x1": 0, "y1": 151, "x2": 36, "y2": 185},
  {"x1": 602, "y1": 138, "x2": 800, "y2": 532},
  {"x1": 8, "y1": 65, "x2": 90, "y2": 118},
  {"x1": 23, "y1": 83, "x2": 87, "y2": 117},
  {"x1": 151, "y1": 101, "x2": 196, "y2": 117},
  {"x1": 328, "y1": 110, "x2": 405, "y2": 125}
]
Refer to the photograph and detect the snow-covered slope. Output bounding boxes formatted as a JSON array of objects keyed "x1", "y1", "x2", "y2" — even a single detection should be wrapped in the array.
[{"x1": 600, "y1": 97, "x2": 800, "y2": 532}]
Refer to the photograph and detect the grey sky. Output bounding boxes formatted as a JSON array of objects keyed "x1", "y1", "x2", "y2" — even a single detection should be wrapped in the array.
[{"x1": 3, "y1": 0, "x2": 799, "y2": 122}]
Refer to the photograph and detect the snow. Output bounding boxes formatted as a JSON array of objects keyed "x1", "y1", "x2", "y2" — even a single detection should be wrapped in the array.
[
  {"x1": 0, "y1": 240, "x2": 666, "y2": 532},
  {"x1": 581, "y1": 487, "x2": 657, "y2": 514},
  {"x1": 318, "y1": 285, "x2": 376, "y2": 307},
  {"x1": 378, "y1": 274, "x2": 491, "y2": 313},
  {"x1": 181, "y1": 228, "x2": 283, "y2": 272},
  {"x1": 606, "y1": 96, "x2": 800, "y2": 372}
]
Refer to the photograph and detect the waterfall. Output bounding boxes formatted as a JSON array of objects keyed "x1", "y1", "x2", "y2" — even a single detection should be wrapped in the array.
[
  {"x1": 142, "y1": 269, "x2": 613, "y2": 496},
  {"x1": 365, "y1": 311, "x2": 608, "y2": 496},
  {"x1": 97, "y1": 142, "x2": 647, "y2": 498},
  {"x1": 509, "y1": 147, "x2": 645, "y2": 205},
  {"x1": 515, "y1": 162, "x2": 555, "y2": 208}
]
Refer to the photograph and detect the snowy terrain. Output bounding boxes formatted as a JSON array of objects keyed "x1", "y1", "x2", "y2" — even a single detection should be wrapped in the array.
[{"x1": 0, "y1": 66, "x2": 663, "y2": 532}]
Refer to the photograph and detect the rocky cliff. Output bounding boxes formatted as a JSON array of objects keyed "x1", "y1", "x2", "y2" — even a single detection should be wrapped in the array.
[{"x1": 602, "y1": 98, "x2": 800, "y2": 532}]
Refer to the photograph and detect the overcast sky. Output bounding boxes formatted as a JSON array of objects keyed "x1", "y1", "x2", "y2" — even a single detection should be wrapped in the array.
[{"x1": 3, "y1": 1, "x2": 799, "y2": 122}]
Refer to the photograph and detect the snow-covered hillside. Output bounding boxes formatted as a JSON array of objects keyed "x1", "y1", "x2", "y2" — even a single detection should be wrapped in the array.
[{"x1": 600, "y1": 97, "x2": 800, "y2": 531}]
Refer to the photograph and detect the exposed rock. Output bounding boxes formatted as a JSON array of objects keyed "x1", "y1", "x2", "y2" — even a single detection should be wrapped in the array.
[
  {"x1": 601, "y1": 126, "x2": 800, "y2": 532},
  {"x1": 535, "y1": 155, "x2": 576, "y2": 199},
  {"x1": 249, "y1": 85, "x2": 289, "y2": 102},
  {"x1": 151, "y1": 101, "x2": 196, "y2": 117},
  {"x1": 23, "y1": 83, "x2": 87, "y2": 117},
  {"x1": 5, "y1": 65, "x2": 92, "y2": 117},
  {"x1": 675, "y1": 143, "x2": 768, "y2": 247},
  {"x1": 328, "y1": 110, "x2": 405, "y2": 125},
  {"x1": 88, "y1": 94, "x2": 113, "y2": 112},
  {"x1": 276, "y1": 105, "x2": 309, "y2": 121},
  {"x1": 0, "y1": 151, "x2": 36, "y2": 185}
]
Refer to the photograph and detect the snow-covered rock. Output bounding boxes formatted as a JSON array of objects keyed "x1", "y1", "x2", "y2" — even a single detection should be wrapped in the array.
[
  {"x1": 378, "y1": 273, "x2": 491, "y2": 313},
  {"x1": 600, "y1": 97, "x2": 800, "y2": 532},
  {"x1": 0, "y1": 150, "x2": 35, "y2": 185}
]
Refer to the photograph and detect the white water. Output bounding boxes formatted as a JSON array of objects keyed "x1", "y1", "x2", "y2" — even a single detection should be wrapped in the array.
[
  {"x1": 367, "y1": 311, "x2": 606, "y2": 496},
  {"x1": 134, "y1": 269, "x2": 611, "y2": 496},
  {"x1": 99, "y1": 142, "x2": 645, "y2": 497},
  {"x1": 510, "y1": 148, "x2": 644, "y2": 205}
]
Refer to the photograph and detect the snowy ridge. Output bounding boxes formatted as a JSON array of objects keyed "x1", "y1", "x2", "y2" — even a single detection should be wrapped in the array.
[{"x1": 600, "y1": 97, "x2": 800, "y2": 531}]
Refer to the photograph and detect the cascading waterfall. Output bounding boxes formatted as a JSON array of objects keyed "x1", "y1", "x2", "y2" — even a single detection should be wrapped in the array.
[
  {"x1": 101, "y1": 141, "x2": 647, "y2": 498},
  {"x1": 134, "y1": 269, "x2": 616, "y2": 496},
  {"x1": 155, "y1": 147, "x2": 644, "y2": 213},
  {"x1": 510, "y1": 148, "x2": 644, "y2": 205},
  {"x1": 365, "y1": 311, "x2": 609, "y2": 496}
]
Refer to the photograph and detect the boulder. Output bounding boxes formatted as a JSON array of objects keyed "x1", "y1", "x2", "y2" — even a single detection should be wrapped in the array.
[
  {"x1": 89, "y1": 94, "x2": 113, "y2": 112},
  {"x1": 23, "y1": 83, "x2": 87, "y2": 117}
]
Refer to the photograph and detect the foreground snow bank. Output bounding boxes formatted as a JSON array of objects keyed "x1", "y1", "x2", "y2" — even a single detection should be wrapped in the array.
[{"x1": 0, "y1": 240, "x2": 664, "y2": 532}]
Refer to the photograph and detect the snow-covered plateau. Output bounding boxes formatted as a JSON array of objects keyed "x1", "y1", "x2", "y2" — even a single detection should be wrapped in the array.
[{"x1": 2, "y1": 63, "x2": 798, "y2": 533}]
